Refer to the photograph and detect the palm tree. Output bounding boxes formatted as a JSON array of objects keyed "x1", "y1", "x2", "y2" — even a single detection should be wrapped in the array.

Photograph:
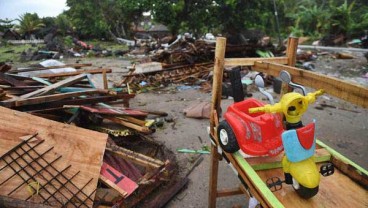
[{"x1": 15, "y1": 13, "x2": 45, "y2": 39}]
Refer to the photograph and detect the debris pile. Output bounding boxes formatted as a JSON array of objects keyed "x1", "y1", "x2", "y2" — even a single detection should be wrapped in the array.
[{"x1": 0, "y1": 60, "x2": 187, "y2": 207}]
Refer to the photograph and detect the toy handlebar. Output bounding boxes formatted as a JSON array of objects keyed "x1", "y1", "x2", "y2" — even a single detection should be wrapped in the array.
[
  {"x1": 249, "y1": 103, "x2": 282, "y2": 114},
  {"x1": 249, "y1": 89, "x2": 325, "y2": 114},
  {"x1": 305, "y1": 89, "x2": 324, "y2": 104}
]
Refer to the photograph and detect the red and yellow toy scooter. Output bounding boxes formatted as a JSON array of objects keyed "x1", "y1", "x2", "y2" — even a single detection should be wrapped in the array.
[{"x1": 249, "y1": 71, "x2": 334, "y2": 199}]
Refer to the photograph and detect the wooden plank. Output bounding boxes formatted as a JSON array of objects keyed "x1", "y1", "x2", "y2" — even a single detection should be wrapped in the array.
[
  {"x1": 9, "y1": 63, "x2": 93, "y2": 73},
  {"x1": 99, "y1": 162, "x2": 138, "y2": 198},
  {"x1": 224, "y1": 57, "x2": 288, "y2": 66},
  {"x1": 317, "y1": 140, "x2": 368, "y2": 188},
  {"x1": 35, "y1": 68, "x2": 112, "y2": 78},
  {"x1": 286, "y1": 37, "x2": 298, "y2": 66},
  {"x1": 10, "y1": 89, "x2": 105, "y2": 107},
  {"x1": 99, "y1": 175, "x2": 128, "y2": 197},
  {"x1": 233, "y1": 152, "x2": 284, "y2": 208},
  {"x1": 14, "y1": 94, "x2": 132, "y2": 112},
  {"x1": 253, "y1": 61, "x2": 368, "y2": 108},
  {"x1": 20, "y1": 74, "x2": 88, "y2": 99},
  {"x1": 216, "y1": 187, "x2": 243, "y2": 198},
  {"x1": 0, "y1": 73, "x2": 29, "y2": 87},
  {"x1": 104, "y1": 116, "x2": 152, "y2": 134},
  {"x1": 256, "y1": 167, "x2": 367, "y2": 207},
  {"x1": 105, "y1": 145, "x2": 164, "y2": 169},
  {"x1": 103, "y1": 69, "x2": 108, "y2": 89},
  {"x1": 0, "y1": 107, "x2": 107, "y2": 207}
]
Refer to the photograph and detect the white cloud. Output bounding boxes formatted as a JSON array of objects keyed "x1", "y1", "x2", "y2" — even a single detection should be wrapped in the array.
[{"x1": 0, "y1": 0, "x2": 69, "y2": 20}]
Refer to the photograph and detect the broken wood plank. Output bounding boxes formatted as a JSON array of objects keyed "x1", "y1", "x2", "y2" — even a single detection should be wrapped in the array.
[
  {"x1": 99, "y1": 162, "x2": 138, "y2": 198},
  {"x1": 35, "y1": 68, "x2": 112, "y2": 78},
  {"x1": 253, "y1": 61, "x2": 368, "y2": 108},
  {"x1": 14, "y1": 94, "x2": 134, "y2": 112},
  {"x1": 105, "y1": 145, "x2": 164, "y2": 169},
  {"x1": 19, "y1": 74, "x2": 88, "y2": 99},
  {"x1": 0, "y1": 73, "x2": 29, "y2": 87},
  {"x1": 104, "y1": 116, "x2": 152, "y2": 134},
  {"x1": 9, "y1": 63, "x2": 93, "y2": 74},
  {"x1": 79, "y1": 105, "x2": 148, "y2": 117},
  {"x1": 2, "y1": 89, "x2": 107, "y2": 107}
]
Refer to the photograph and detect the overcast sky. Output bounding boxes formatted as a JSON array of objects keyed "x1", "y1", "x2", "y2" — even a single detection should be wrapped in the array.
[{"x1": 0, "y1": 0, "x2": 68, "y2": 20}]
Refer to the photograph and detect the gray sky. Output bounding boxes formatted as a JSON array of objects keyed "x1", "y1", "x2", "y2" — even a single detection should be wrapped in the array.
[{"x1": 0, "y1": 0, "x2": 68, "y2": 21}]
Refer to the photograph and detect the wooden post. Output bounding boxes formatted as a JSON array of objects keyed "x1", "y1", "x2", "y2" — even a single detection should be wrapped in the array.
[
  {"x1": 103, "y1": 69, "x2": 108, "y2": 90},
  {"x1": 208, "y1": 37, "x2": 226, "y2": 208},
  {"x1": 286, "y1": 36, "x2": 298, "y2": 67},
  {"x1": 282, "y1": 37, "x2": 299, "y2": 94},
  {"x1": 210, "y1": 37, "x2": 226, "y2": 135}
]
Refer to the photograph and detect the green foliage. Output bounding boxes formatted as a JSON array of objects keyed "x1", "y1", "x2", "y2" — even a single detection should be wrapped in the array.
[
  {"x1": 15, "y1": 13, "x2": 45, "y2": 38},
  {"x1": 0, "y1": 18, "x2": 15, "y2": 32},
  {"x1": 55, "y1": 14, "x2": 73, "y2": 35},
  {"x1": 58, "y1": 0, "x2": 368, "y2": 42},
  {"x1": 66, "y1": 0, "x2": 109, "y2": 38},
  {"x1": 328, "y1": 0, "x2": 355, "y2": 36},
  {"x1": 63, "y1": 35, "x2": 73, "y2": 48}
]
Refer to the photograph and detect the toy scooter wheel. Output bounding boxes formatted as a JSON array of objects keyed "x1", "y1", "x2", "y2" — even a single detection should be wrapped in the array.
[
  {"x1": 292, "y1": 178, "x2": 319, "y2": 199},
  {"x1": 217, "y1": 120, "x2": 239, "y2": 153}
]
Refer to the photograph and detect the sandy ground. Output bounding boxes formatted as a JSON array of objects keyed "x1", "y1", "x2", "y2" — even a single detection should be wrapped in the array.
[{"x1": 11, "y1": 51, "x2": 368, "y2": 207}]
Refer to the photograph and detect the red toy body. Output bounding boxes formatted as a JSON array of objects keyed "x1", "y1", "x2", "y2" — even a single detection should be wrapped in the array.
[{"x1": 222, "y1": 98, "x2": 284, "y2": 156}]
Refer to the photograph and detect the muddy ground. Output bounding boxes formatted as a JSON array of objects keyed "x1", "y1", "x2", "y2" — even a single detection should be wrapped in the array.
[{"x1": 11, "y1": 50, "x2": 368, "y2": 207}]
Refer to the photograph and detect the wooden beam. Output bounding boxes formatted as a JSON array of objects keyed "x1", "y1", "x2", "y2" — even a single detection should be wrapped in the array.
[
  {"x1": 36, "y1": 69, "x2": 112, "y2": 78},
  {"x1": 216, "y1": 187, "x2": 243, "y2": 198},
  {"x1": 13, "y1": 94, "x2": 131, "y2": 112},
  {"x1": 8, "y1": 89, "x2": 105, "y2": 107},
  {"x1": 0, "y1": 73, "x2": 29, "y2": 87},
  {"x1": 103, "y1": 69, "x2": 108, "y2": 89},
  {"x1": 224, "y1": 57, "x2": 288, "y2": 66},
  {"x1": 20, "y1": 74, "x2": 88, "y2": 99},
  {"x1": 209, "y1": 37, "x2": 227, "y2": 208},
  {"x1": 106, "y1": 145, "x2": 164, "y2": 168},
  {"x1": 104, "y1": 116, "x2": 152, "y2": 134},
  {"x1": 9, "y1": 63, "x2": 93, "y2": 73},
  {"x1": 286, "y1": 37, "x2": 299, "y2": 66},
  {"x1": 253, "y1": 61, "x2": 368, "y2": 108}
]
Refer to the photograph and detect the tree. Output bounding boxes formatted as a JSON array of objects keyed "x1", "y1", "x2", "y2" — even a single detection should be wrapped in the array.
[
  {"x1": 0, "y1": 18, "x2": 15, "y2": 32},
  {"x1": 55, "y1": 14, "x2": 73, "y2": 35},
  {"x1": 15, "y1": 13, "x2": 45, "y2": 39},
  {"x1": 66, "y1": 0, "x2": 110, "y2": 39}
]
